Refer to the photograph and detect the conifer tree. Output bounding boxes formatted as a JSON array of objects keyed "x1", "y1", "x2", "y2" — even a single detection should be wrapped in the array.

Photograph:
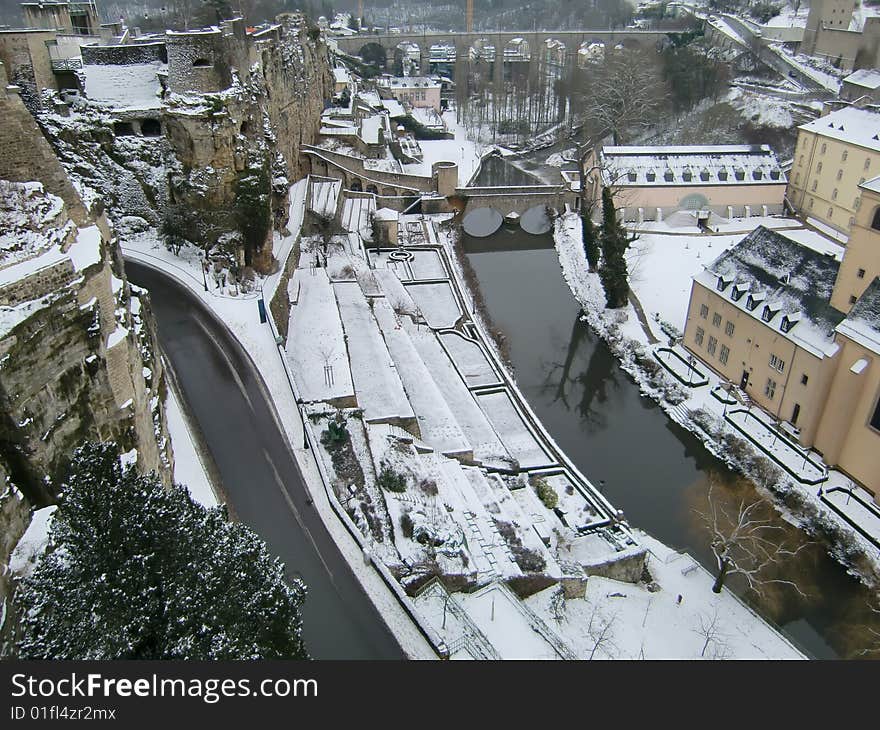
[
  {"x1": 581, "y1": 207, "x2": 600, "y2": 272},
  {"x1": 15, "y1": 442, "x2": 309, "y2": 660},
  {"x1": 598, "y1": 186, "x2": 631, "y2": 309}
]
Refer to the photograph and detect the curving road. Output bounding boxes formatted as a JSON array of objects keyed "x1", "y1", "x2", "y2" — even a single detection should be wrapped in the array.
[{"x1": 126, "y1": 261, "x2": 405, "y2": 660}]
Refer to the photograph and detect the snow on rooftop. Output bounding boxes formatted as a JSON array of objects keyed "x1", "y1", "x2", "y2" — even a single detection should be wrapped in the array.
[
  {"x1": 360, "y1": 114, "x2": 383, "y2": 145},
  {"x1": 837, "y1": 276, "x2": 880, "y2": 353},
  {"x1": 374, "y1": 207, "x2": 399, "y2": 221},
  {"x1": 697, "y1": 226, "x2": 845, "y2": 358},
  {"x1": 798, "y1": 106, "x2": 880, "y2": 153},
  {"x1": 82, "y1": 61, "x2": 165, "y2": 111},
  {"x1": 332, "y1": 66, "x2": 351, "y2": 84},
  {"x1": 602, "y1": 145, "x2": 785, "y2": 186},
  {"x1": 844, "y1": 68, "x2": 880, "y2": 90},
  {"x1": 340, "y1": 195, "x2": 376, "y2": 237},
  {"x1": 860, "y1": 174, "x2": 880, "y2": 194}
]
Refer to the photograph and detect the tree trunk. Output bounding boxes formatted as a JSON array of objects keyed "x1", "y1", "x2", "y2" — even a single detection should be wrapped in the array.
[{"x1": 712, "y1": 557, "x2": 728, "y2": 593}]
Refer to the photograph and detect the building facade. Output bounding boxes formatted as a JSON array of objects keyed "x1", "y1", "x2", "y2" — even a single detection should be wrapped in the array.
[
  {"x1": 683, "y1": 221, "x2": 880, "y2": 502},
  {"x1": 598, "y1": 145, "x2": 787, "y2": 223},
  {"x1": 786, "y1": 106, "x2": 880, "y2": 236}
]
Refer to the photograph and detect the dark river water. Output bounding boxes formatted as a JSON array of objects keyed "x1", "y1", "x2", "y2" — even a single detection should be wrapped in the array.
[{"x1": 461, "y1": 221, "x2": 879, "y2": 659}]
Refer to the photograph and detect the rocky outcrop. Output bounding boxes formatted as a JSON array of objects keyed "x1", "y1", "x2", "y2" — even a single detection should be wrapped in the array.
[{"x1": 38, "y1": 14, "x2": 332, "y2": 273}]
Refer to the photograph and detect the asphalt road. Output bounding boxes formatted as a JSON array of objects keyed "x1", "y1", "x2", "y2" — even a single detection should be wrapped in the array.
[{"x1": 126, "y1": 261, "x2": 406, "y2": 660}]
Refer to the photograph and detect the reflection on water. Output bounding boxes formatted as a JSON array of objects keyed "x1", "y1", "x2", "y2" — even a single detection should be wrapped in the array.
[{"x1": 462, "y1": 229, "x2": 880, "y2": 660}]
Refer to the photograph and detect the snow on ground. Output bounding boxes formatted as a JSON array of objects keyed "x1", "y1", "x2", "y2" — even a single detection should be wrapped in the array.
[
  {"x1": 165, "y1": 384, "x2": 218, "y2": 507},
  {"x1": 404, "y1": 281, "x2": 462, "y2": 329},
  {"x1": 286, "y1": 268, "x2": 354, "y2": 403},
  {"x1": 473, "y1": 390, "x2": 551, "y2": 469},
  {"x1": 727, "y1": 86, "x2": 793, "y2": 129},
  {"x1": 528, "y1": 531, "x2": 803, "y2": 659},
  {"x1": 334, "y1": 280, "x2": 414, "y2": 423},
  {"x1": 403, "y1": 110, "x2": 484, "y2": 185},
  {"x1": 8, "y1": 505, "x2": 56, "y2": 577},
  {"x1": 82, "y1": 62, "x2": 165, "y2": 111},
  {"x1": 769, "y1": 44, "x2": 843, "y2": 93}
]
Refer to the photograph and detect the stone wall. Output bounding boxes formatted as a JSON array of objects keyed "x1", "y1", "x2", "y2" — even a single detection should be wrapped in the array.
[
  {"x1": 81, "y1": 42, "x2": 167, "y2": 66},
  {"x1": 0, "y1": 71, "x2": 87, "y2": 224},
  {"x1": 0, "y1": 31, "x2": 58, "y2": 111}
]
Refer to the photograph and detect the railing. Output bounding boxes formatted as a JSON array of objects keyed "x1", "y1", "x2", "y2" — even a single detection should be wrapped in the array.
[{"x1": 51, "y1": 58, "x2": 83, "y2": 72}]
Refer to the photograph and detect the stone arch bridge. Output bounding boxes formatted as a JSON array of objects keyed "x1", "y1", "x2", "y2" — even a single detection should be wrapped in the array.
[{"x1": 335, "y1": 29, "x2": 672, "y2": 75}]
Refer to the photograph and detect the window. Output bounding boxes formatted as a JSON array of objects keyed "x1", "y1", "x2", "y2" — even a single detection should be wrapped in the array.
[
  {"x1": 799, "y1": 155, "x2": 804, "y2": 166},
  {"x1": 816, "y1": 162, "x2": 823, "y2": 174},
  {"x1": 872, "y1": 206, "x2": 880, "y2": 230},
  {"x1": 855, "y1": 197, "x2": 861, "y2": 210},
  {"x1": 712, "y1": 312, "x2": 722, "y2": 327},
  {"x1": 821, "y1": 143, "x2": 827, "y2": 155},
  {"x1": 828, "y1": 208, "x2": 834, "y2": 218},
  {"x1": 770, "y1": 354, "x2": 785, "y2": 373},
  {"x1": 842, "y1": 150, "x2": 848, "y2": 162},
  {"x1": 858, "y1": 268, "x2": 866, "y2": 279},
  {"x1": 700, "y1": 304, "x2": 709, "y2": 319},
  {"x1": 765, "y1": 378, "x2": 777, "y2": 399},
  {"x1": 837, "y1": 169, "x2": 843, "y2": 181},
  {"x1": 811, "y1": 180, "x2": 818, "y2": 192},
  {"x1": 809, "y1": 197, "x2": 815, "y2": 209},
  {"x1": 871, "y1": 393, "x2": 880, "y2": 431},
  {"x1": 795, "y1": 173, "x2": 800, "y2": 185},
  {"x1": 725, "y1": 321, "x2": 735, "y2": 337},
  {"x1": 801, "y1": 373, "x2": 809, "y2": 385},
  {"x1": 832, "y1": 188, "x2": 838, "y2": 201},
  {"x1": 695, "y1": 327, "x2": 704, "y2": 346},
  {"x1": 762, "y1": 305, "x2": 776, "y2": 322},
  {"x1": 866, "y1": 158, "x2": 872, "y2": 171},
  {"x1": 707, "y1": 336, "x2": 717, "y2": 356},
  {"x1": 850, "y1": 295, "x2": 858, "y2": 305},
  {"x1": 719, "y1": 344, "x2": 730, "y2": 365}
]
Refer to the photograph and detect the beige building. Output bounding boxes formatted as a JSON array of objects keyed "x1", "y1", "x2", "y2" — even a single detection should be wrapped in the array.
[
  {"x1": 800, "y1": 0, "x2": 880, "y2": 70},
  {"x1": 831, "y1": 177, "x2": 880, "y2": 310},
  {"x1": 598, "y1": 145, "x2": 787, "y2": 223},
  {"x1": 376, "y1": 76, "x2": 442, "y2": 113},
  {"x1": 683, "y1": 222, "x2": 880, "y2": 502},
  {"x1": 787, "y1": 106, "x2": 880, "y2": 236}
]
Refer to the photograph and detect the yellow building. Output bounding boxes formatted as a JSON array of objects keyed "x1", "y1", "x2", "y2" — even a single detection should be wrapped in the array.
[
  {"x1": 684, "y1": 223, "x2": 880, "y2": 502},
  {"x1": 787, "y1": 106, "x2": 880, "y2": 236},
  {"x1": 831, "y1": 177, "x2": 880, "y2": 311}
]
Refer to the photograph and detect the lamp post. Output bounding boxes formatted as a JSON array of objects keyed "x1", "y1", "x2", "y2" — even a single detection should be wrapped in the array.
[{"x1": 201, "y1": 254, "x2": 208, "y2": 292}]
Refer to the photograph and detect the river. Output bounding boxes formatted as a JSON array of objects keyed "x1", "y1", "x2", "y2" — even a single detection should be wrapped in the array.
[{"x1": 461, "y1": 171, "x2": 879, "y2": 658}]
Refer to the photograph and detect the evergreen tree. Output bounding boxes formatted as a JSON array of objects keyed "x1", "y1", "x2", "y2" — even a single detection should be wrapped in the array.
[
  {"x1": 15, "y1": 442, "x2": 309, "y2": 660},
  {"x1": 581, "y1": 207, "x2": 600, "y2": 272},
  {"x1": 598, "y1": 187, "x2": 631, "y2": 309}
]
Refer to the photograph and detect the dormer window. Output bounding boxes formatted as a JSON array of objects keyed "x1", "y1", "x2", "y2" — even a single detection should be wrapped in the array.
[
  {"x1": 731, "y1": 285, "x2": 745, "y2": 301},
  {"x1": 770, "y1": 169, "x2": 780, "y2": 180},
  {"x1": 761, "y1": 304, "x2": 780, "y2": 322},
  {"x1": 700, "y1": 169, "x2": 710, "y2": 182},
  {"x1": 752, "y1": 169, "x2": 763, "y2": 180},
  {"x1": 718, "y1": 168, "x2": 728, "y2": 181},
  {"x1": 683, "y1": 169, "x2": 693, "y2": 182},
  {"x1": 780, "y1": 311, "x2": 800, "y2": 333},
  {"x1": 627, "y1": 170, "x2": 637, "y2": 182},
  {"x1": 716, "y1": 275, "x2": 731, "y2": 292},
  {"x1": 646, "y1": 169, "x2": 656, "y2": 182},
  {"x1": 664, "y1": 169, "x2": 674, "y2": 182},
  {"x1": 746, "y1": 293, "x2": 763, "y2": 311},
  {"x1": 734, "y1": 168, "x2": 745, "y2": 181}
]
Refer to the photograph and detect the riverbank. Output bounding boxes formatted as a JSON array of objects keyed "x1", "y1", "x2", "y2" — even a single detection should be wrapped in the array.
[{"x1": 553, "y1": 210, "x2": 880, "y2": 591}]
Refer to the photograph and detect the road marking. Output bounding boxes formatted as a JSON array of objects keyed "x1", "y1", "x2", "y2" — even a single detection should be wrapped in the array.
[{"x1": 263, "y1": 447, "x2": 337, "y2": 584}]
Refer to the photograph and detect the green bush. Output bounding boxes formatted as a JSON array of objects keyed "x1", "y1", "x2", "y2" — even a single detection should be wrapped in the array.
[
  {"x1": 320, "y1": 419, "x2": 349, "y2": 450},
  {"x1": 534, "y1": 477, "x2": 559, "y2": 510},
  {"x1": 377, "y1": 464, "x2": 407, "y2": 493}
]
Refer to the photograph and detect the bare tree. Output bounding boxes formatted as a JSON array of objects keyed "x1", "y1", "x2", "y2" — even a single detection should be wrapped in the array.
[
  {"x1": 697, "y1": 482, "x2": 811, "y2": 595},
  {"x1": 584, "y1": 606, "x2": 618, "y2": 659},
  {"x1": 692, "y1": 606, "x2": 730, "y2": 659},
  {"x1": 570, "y1": 49, "x2": 665, "y2": 145}
]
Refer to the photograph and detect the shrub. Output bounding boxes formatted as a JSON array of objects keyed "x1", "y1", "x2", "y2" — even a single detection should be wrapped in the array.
[
  {"x1": 400, "y1": 511, "x2": 414, "y2": 539},
  {"x1": 419, "y1": 478, "x2": 438, "y2": 496},
  {"x1": 377, "y1": 464, "x2": 407, "y2": 492},
  {"x1": 320, "y1": 418, "x2": 349, "y2": 450},
  {"x1": 533, "y1": 477, "x2": 559, "y2": 510}
]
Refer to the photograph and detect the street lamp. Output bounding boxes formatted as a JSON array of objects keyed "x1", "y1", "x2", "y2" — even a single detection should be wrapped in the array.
[{"x1": 201, "y1": 254, "x2": 208, "y2": 292}]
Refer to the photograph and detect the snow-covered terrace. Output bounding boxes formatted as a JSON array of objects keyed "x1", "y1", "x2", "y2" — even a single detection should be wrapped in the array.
[
  {"x1": 843, "y1": 68, "x2": 880, "y2": 91},
  {"x1": 601, "y1": 145, "x2": 786, "y2": 187},
  {"x1": 81, "y1": 61, "x2": 165, "y2": 111},
  {"x1": 836, "y1": 276, "x2": 880, "y2": 354},
  {"x1": 695, "y1": 226, "x2": 845, "y2": 358}
]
